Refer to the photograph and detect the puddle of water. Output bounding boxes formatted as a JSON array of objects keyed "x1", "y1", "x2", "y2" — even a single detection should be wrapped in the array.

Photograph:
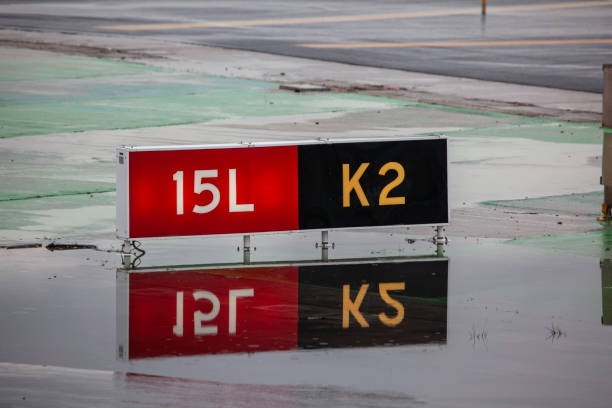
[
  {"x1": 0, "y1": 363, "x2": 423, "y2": 408},
  {"x1": 1, "y1": 235, "x2": 612, "y2": 407}
]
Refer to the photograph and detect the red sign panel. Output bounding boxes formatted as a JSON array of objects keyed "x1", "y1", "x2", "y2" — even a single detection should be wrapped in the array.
[
  {"x1": 126, "y1": 146, "x2": 298, "y2": 238},
  {"x1": 128, "y1": 267, "x2": 298, "y2": 359}
]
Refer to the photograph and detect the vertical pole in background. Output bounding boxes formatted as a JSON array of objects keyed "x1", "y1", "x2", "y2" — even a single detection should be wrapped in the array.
[
  {"x1": 435, "y1": 226, "x2": 445, "y2": 257},
  {"x1": 600, "y1": 65, "x2": 612, "y2": 221},
  {"x1": 480, "y1": 0, "x2": 487, "y2": 34}
]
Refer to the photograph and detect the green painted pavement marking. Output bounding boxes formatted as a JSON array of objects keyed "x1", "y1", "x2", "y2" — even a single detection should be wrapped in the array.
[
  {"x1": 431, "y1": 122, "x2": 602, "y2": 144},
  {"x1": 483, "y1": 191, "x2": 603, "y2": 217},
  {"x1": 0, "y1": 51, "x2": 165, "y2": 82},
  {"x1": 0, "y1": 48, "x2": 403, "y2": 138},
  {"x1": 0, "y1": 176, "x2": 115, "y2": 201},
  {"x1": 507, "y1": 228, "x2": 612, "y2": 260},
  {"x1": 0, "y1": 191, "x2": 115, "y2": 232},
  {"x1": 1, "y1": 91, "x2": 402, "y2": 138},
  {"x1": 1, "y1": 47, "x2": 601, "y2": 143},
  {"x1": 0, "y1": 151, "x2": 115, "y2": 206},
  {"x1": 495, "y1": 192, "x2": 612, "y2": 259},
  {"x1": 0, "y1": 190, "x2": 115, "y2": 211}
]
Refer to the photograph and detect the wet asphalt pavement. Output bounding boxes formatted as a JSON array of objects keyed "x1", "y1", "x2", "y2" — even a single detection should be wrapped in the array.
[{"x1": 0, "y1": 0, "x2": 611, "y2": 92}]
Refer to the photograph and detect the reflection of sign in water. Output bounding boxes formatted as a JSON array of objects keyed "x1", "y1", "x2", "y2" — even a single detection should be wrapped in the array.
[
  {"x1": 299, "y1": 261, "x2": 447, "y2": 349},
  {"x1": 116, "y1": 138, "x2": 447, "y2": 239},
  {"x1": 117, "y1": 266, "x2": 298, "y2": 359},
  {"x1": 117, "y1": 259, "x2": 448, "y2": 360}
]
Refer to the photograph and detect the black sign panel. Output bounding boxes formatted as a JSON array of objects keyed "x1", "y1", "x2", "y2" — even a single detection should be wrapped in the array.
[
  {"x1": 297, "y1": 138, "x2": 448, "y2": 229},
  {"x1": 298, "y1": 259, "x2": 448, "y2": 349}
]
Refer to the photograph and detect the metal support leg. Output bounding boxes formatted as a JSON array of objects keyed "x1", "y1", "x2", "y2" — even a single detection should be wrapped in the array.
[
  {"x1": 321, "y1": 230, "x2": 329, "y2": 262},
  {"x1": 121, "y1": 239, "x2": 132, "y2": 269},
  {"x1": 434, "y1": 226, "x2": 446, "y2": 257},
  {"x1": 435, "y1": 226, "x2": 445, "y2": 244},
  {"x1": 436, "y1": 243, "x2": 445, "y2": 257},
  {"x1": 243, "y1": 235, "x2": 251, "y2": 264}
]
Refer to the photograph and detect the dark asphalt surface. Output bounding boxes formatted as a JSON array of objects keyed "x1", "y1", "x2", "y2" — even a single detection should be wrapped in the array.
[{"x1": 0, "y1": 0, "x2": 611, "y2": 92}]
